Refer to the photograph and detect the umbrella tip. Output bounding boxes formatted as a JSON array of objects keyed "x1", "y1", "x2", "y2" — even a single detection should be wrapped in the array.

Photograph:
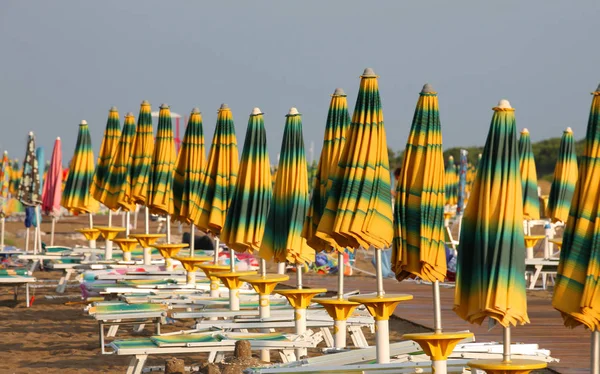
[
  {"x1": 160, "y1": 103, "x2": 169, "y2": 109},
  {"x1": 28, "y1": 131, "x2": 34, "y2": 136},
  {"x1": 566, "y1": 127, "x2": 573, "y2": 133},
  {"x1": 251, "y1": 107, "x2": 263, "y2": 115},
  {"x1": 80, "y1": 120, "x2": 88, "y2": 125},
  {"x1": 362, "y1": 68, "x2": 377, "y2": 77},
  {"x1": 521, "y1": 128, "x2": 529, "y2": 134},
  {"x1": 141, "y1": 100, "x2": 150, "y2": 105},
  {"x1": 126, "y1": 112, "x2": 134, "y2": 117},
  {"x1": 333, "y1": 88, "x2": 346, "y2": 96},
  {"x1": 421, "y1": 83, "x2": 434, "y2": 93},
  {"x1": 56, "y1": 136, "x2": 60, "y2": 140},
  {"x1": 287, "y1": 107, "x2": 299, "y2": 115},
  {"x1": 110, "y1": 106, "x2": 118, "y2": 112},
  {"x1": 191, "y1": 107, "x2": 200, "y2": 114},
  {"x1": 497, "y1": 99, "x2": 512, "y2": 109},
  {"x1": 220, "y1": 103, "x2": 229, "y2": 109}
]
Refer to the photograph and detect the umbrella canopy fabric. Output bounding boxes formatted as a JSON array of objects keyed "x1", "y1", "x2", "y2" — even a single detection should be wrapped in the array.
[
  {"x1": 302, "y1": 88, "x2": 351, "y2": 253},
  {"x1": 392, "y1": 84, "x2": 446, "y2": 282},
  {"x1": 553, "y1": 86, "x2": 600, "y2": 330},
  {"x1": 194, "y1": 104, "x2": 239, "y2": 235},
  {"x1": 456, "y1": 150, "x2": 468, "y2": 215},
  {"x1": 444, "y1": 156, "x2": 458, "y2": 206},
  {"x1": 316, "y1": 68, "x2": 393, "y2": 251},
  {"x1": 518, "y1": 128, "x2": 540, "y2": 220},
  {"x1": 147, "y1": 104, "x2": 176, "y2": 216},
  {"x1": 221, "y1": 108, "x2": 272, "y2": 253},
  {"x1": 0, "y1": 152, "x2": 9, "y2": 217},
  {"x1": 260, "y1": 108, "x2": 313, "y2": 265},
  {"x1": 36, "y1": 147, "x2": 44, "y2": 196},
  {"x1": 62, "y1": 121, "x2": 99, "y2": 214},
  {"x1": 41, "y1": 137, "x2": 63, "y2": 216},
  {"x1": 99, "y1": 112, "x2": 137, "y2": 211},
  {"x1": 454, "y1": 100, "x2": 528, "y2": 327},
  {"x1": 173, "y1": 108, "x2": 206, "y2": 224},
  {"x1": 17, "y1": 132, "x2": 41, "y2": 207},
  {"x1": 91, "y1": 107, "x2": 121, "y2": 203},
  {"x1": 131, "y1": 100, "x2": 155, "y2": 205},
  {"x1": 546, "y1": 128, "x2": 578, "y2": 223}
]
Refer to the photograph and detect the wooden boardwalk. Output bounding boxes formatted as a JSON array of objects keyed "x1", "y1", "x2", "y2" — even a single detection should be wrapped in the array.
[{"x1": 284, "y1": 273, "x2": 589, "y2": 374}]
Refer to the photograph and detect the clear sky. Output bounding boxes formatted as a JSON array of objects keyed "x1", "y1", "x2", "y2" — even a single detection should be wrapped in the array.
[{"x1": 1, "y1": 1, "x2": 598, "y2": 165}]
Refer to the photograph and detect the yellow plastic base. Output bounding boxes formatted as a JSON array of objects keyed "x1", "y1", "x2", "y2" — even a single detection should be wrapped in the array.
[
  {"x1": 402, "y1": 331, "x2": 473, "y2": 361},
  {"x1": 76, "y1": 228, "x2": 101, "y2": 241},
  {"x1": 549, "y1": 239, "x2": 562, "y2": 251},
  {"x1": 214, "y1": 271, "x2": 257, "y2": 290},
  {"x1": 468, "y1": 359, "x2": 547, "y2": 374},
  {"x1": 112, "y1": 238, "x2": 139, "y2": 252},
  {"x1": 153, "y1": 243, "x2": 189, "y2": 259},
  {"x1": 239, "y1": 274, "x2": 289, "y2": 295},
  {"x1": 276, "y1": 288, "x2": 328, "y2": 309},
  {"x1": 95, "y1": 226, "x2": 127, "y2": 241},
  {"x1": 444, "y1": 212, "x2": 454, "y2": 220},
  {"x1": 129, "y1": 233, "x2": 165, "y2": 248},
  {"x1": 523, "y1": 235, "x2": 546, "y2": 248},
  {"x1": 349, "y1": 293, "x2": 413, "y2": 321},
  {"x1": 313, "y1": 297, "x2": 360, "y2": 321},
  {"x1": 173, "y1": 256, "x2": 213, "y2": 272},
  {"x1": 198, "y1": 264, "x2": 231, "y2": 281}
]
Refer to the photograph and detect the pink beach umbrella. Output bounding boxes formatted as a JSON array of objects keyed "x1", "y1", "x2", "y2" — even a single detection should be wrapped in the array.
[{"x1": 42, "y1": 137, "x2": 63, "y2": 246}]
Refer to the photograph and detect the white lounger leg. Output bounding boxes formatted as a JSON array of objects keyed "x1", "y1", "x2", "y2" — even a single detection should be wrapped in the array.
[
  {"x1": 56, "y1": 269, "x2": 74, "y2": 293},
  {"x1": 320, "y1": 327, "x2": 334, "y2": 348},
  {"x1": 132, "y1": 324, "x2": 145, "y2": 333},
  {"x1": 26, "y1": 284, "x2": 30, "y2": 308},
  {"x1": 279, "y1": 350, "x2": 297, "y2": 363},
  {"x1": 107, "y1": 323, "x2": 121, "y2": 337},
  {"x1": 126, "y1": 354, "x2": 148, "y2": 374},
  {"x1": 349, "y1": 325, "x2": 369, "y2": 348}
]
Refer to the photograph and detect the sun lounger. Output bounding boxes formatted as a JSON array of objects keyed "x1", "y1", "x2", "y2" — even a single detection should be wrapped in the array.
[
  {"x1": 245, "y1": 359, "x2": 472, "y2": 373},
  {"x1": 525, "y1": 258, "x2": 559, "y2": 290},
  {"x1": 0, "y1": 269, "x2": 36, "y2": 307}
]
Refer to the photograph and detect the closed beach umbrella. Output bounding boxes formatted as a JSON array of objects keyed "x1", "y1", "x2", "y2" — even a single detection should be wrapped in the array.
[
  {"x1": 454, "y1": 99, "x2": 528, "y2": 326},
  {"x1": 518, "y1": 128, "x2": 540, "y2": 221},
  {"x1": 42, "y1": 138, "x2": 63, "y2": 245},
  {"x1": 147, "y1": 104, "x2": 176, "y2": 219},
  {"x1": 221, "y1": 107, "x2": 272, "y2": 254},
  {"x1": 303, "y1": 88, "x2": 351, "y2": 253},
  {"x1": 91, "y1": 107, "x2": 121, "y2": 202},
  {"x1": 62, "y1": 121, "x2": 99, "y2": 223},
  {"x1": 444, "y1": 156, "x2": 458, "y2": 206},
  {"x1": 173, "y1": 108, "x2": 206, "y2": 225},
  {"x1": 99, "y1": 112, "x2": 137, "y2": 212},
  {"x1": 18, "y1": 132, "x2": 42, "y2": 252},
  {"x1": 392, "y1": 83, "x2": 446, "y2": 284},
  {"x1": 546, "y1": 127, "x2": 578, "y2": 223},
  {"x1": 260, "y1": 108, "x2": 313, "y2": 266},
  {"x1": 131, "y1": 100, "x2": 154, "y2": 206}
]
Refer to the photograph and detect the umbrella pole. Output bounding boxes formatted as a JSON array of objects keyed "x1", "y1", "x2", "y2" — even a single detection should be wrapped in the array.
[
  {"x1": 230, "y1": 250, "x2": 236, "y2": 272},
  {"x1": 277, "y1": 262, "x2": 286, "y2": 274},
  {"x1": 296, "y1": 264, "x2": 303, "y2": 289},
  {"x1": 375, "y1": 248, "x2": 384, "y2": 297},
  {"x1": 503, "y1": 326, "x2": 511, "y2": 363},
  {"x1": 432, "y1": 281, "x2": 442, "y2": 333},
  {"x1": 88, "y1": 213, "x2": 93, "y2": 229},
  {"x1": 1, "y1": 216, "x2": 4, "y2": 249},
  {"x1": 190, "y1": 225, "x2": 195, "y2": 257},
  {"x1": 261, "y1": 258, "x2": 266, "y2": 277},
  {"x1": 144, "y1": 207, "x2": 149, "y2": 234},
  {"x1": 166, "y1": 218, "x2": 171, "y2": 244},
  {"x1": 295, "y1": 263, "x2": 307, "y2": 358},
  {"x1": 338, "y1": 251, "x2": 344, "y2": 299},
  {"x1": 593, "y1": 331, "x2": 600, "y2": 374},
  {"x1": 34, "y1": 224, "x2": 38, "y2": 255},
  {"x1": 25, "y1": 228, "x2": 30, "y2": 252},
  {"x1": 108, "y1": 210, "x2": 112, "y2": 227},
  {"x1": 125, "y1": 212, "x2": 130, "y2": 237},
  {"x1": 213, "y1": 236, "x2": 220, "y2": 264},
  {"x1": 35, "y1": 206, "x2": 41, "y2": 254},
  {"x1": 50, "y1": 217, "x2": 56, "y2": 246}
]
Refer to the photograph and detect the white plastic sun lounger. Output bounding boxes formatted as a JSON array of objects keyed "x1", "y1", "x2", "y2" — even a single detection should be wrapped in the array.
[
  {"x1": 525, "y1": 258, "x2": 559, "y2": 290},
  {"x1": 0, "y1": 270, "x2": 36, "y2": 307},
  {"x1": 244, "y1": 360, "x2": 472, "y2": 374}
]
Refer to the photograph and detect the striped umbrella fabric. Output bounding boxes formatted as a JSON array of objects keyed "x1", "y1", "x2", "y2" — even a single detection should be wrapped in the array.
[
  {"x1": 173, "y1": 108, "x2": 206, "y2": 224},
  {"x1": 302, "y1": 88, "x2": 351, "y2": 252},
  {"x1": 553, "y1": 85, "x2": 600, "y2": 330},
  {"x1": 444, "y1": 156, "x2": 458, "y2": 206},
  {"x1": 260, "y1": 108, "x2": 313, "y2": 265},
  {"x1": 131, "y1": 100, "x2": 154, "y2": 205},
  {"x1": 62, "y1": 121, "x2": 99, "y2": 214},
  {"x1": 316, "y1": 68, "x2": 393, "y2": 251},
  {"x1": 546, "y1": 127, "x2": 578, "y2": 223},
  {"x1": 17, "y1": 132, "x2": 41, "y2": 207},
  {"x1": 518, "y1": 128, "x2": 540, "y2": 220},
  {"x1": 457, "y1": 150, "x2": 468, "y2": 215},
  {"x1": 221, "y1": 108, "x2": 272, "y2": 253},
  {"x1": 100, "y1": 112, "x2": 137, "y2": 211},
  {"x1": 42, "y1": 137, "x2": 63, "y2": 216},
  {"x1": 454, "y1": 100, "x2": 528, "y2": 327},
  {"x1": 0, "y1": 152, "x2": 9, "y2": 217},
  {"x1": 91, "y1": 107, "x2": 121, "y2": 203},
  {"x1": 392, "y1": 84, "x2": 446, "y2": 282},
  {"x1": 147, "y1": 104, "x2": 176, "y2": 216},
  {"x1": 194, "y1": 104, "x2": 239, "y2": 235}
]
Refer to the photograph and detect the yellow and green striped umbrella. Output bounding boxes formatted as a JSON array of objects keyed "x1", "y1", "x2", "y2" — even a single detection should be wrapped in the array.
[
  {"x1": 195, "y1": 104, "x2": 239, "y2": 235},
  {"x1": 316, "y1": 68, "x2": 393, "y2": 251},
  {"x1": 518, "y1": 128, "x2": 540, "y2": 220},
  {"x1": 392, "y1": 84, "x2": 446, "y2": 282},
  {"x1": 553, "y1": 86, "x2": 600, "y2": 330},
  {"x1": 147, "y1": 104, "x2": 176, "y2": 216},
  {"x1": 546, "y1": 127, "x2": 578, "y2": 223},
  {"x1": 91, "y1": 107, "x2": 121, "y2": 203},
  {"x1": 302, "y1": 88, "x2": 351, "y2": 253},
  {"x1": 99, "y1": 112, "x2": 137, "y2": 212},
  {"x1": 221, "y1": 108, "x2": 272, "y2": 253},
  {"x1": 444, "y1": 156, "x2": 458, "y2": 206},
  {"x1": 62, "y1": 121, "x2": 99, "y2": 214},
  {"x1": 454, "y1": 100, "x2": 528, "y2": 327},
  {"x1": 0, "y1": 151, "x2": 9, "y2": 217},
  {"x1": 173, "y1": 108, "x2": 206, "y2": 224},
  {"x1": 260, "y1": 108, "x2": 313, "y2": 265},
  {"x1": 131, "y1": 100, "x2": 154, "y2": 205}
]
